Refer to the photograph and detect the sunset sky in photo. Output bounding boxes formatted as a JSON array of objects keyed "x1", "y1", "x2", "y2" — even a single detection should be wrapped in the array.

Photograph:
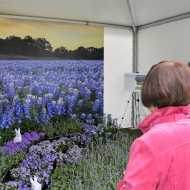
[{"x1": 0, "y1": 18, "x2": 104, "y2": 50}]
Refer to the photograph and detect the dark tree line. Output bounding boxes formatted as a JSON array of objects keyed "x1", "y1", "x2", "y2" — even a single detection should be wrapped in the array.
[{"x1": 0, "y1": 36, "x2": 103, "y2": 60}]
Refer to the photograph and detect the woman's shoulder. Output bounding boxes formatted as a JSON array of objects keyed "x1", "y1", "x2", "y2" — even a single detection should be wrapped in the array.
[{"x1": 135, "y1": 122, "x2": 178, "y2": 153}]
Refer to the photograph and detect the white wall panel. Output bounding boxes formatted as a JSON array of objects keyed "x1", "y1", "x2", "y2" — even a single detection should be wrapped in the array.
[
  {"x1": 104, "y1": 27, "x2": 132, "y2": 120},
  {"x1": 138, "y1": 18, "x2": 190, "y2": 73}
]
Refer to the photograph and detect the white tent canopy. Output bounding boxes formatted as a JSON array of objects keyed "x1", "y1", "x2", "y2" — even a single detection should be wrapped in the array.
[
  {"x1": 1, "y1": 0, "x2": 190, "y2": 119},
  {"x1": 1, "y1": 0, "x2": 190, "y2": 28},
  {"x1": 1, "y1": 0, "x2": 190, "y2": 72}
]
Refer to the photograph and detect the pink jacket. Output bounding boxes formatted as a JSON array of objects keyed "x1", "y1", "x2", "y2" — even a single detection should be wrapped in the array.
[{"x1": 117, "y1": 105, "x2": 190, "y2": 190}]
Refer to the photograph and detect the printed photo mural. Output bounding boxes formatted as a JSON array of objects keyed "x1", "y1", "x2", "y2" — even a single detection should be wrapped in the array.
[{"x1": 0, "y1": 18, "x2": 104, "y2": 190}]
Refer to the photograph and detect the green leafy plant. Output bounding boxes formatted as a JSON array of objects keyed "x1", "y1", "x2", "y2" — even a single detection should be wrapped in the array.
[
  {"x1": 0, "y1": 129, "x2": 15, "y2": 146},
  {"x1": 0, "y1": 152, "x2": 25, "y2": 182},
  {"x1": 0, "y1": 182, "x2": 17, "y2": 190},
  {"x1": 42, "y1": 116, "x2": 83, "y2": 138},
  {"x1": 56, "y1": 143, "x2": 70, "y2": 153}
]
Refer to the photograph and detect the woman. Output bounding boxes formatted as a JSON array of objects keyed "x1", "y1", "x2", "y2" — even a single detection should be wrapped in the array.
[{"x1": 117, "y1": 60, "x2": 190, "y2": 190}]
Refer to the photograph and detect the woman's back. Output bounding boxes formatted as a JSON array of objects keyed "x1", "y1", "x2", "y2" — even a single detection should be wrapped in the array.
[
  {"x1": 142, "y1": 108, "x2": 190, "y2": 190},
  {"x1": 118, "y1": 105, "x2": 190, "y2": 190},
  {"x1": 117, "y1": 60, "x2": 190, "y2": 190}
]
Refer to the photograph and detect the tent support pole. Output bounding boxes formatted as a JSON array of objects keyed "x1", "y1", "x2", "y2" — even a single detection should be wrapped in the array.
[
  {"x1": 125, "y1": 0, "x2": 138, "y2": 72},
  {"x1": 126, "y1": 0, "x2": 136, "y2": 31},
  {"x1": 132, "y1": 28, "x2": 138, "y2": 72}
]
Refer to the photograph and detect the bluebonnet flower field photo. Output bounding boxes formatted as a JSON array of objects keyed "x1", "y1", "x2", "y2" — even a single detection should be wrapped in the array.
[
  {"x1": 0, "y1": 17, "x2": 140, "y2": 190},
  {"x1": 0, "y1": 60, "x2": 103, "y2": 129},
  {"x1": 0, "y1": 60, "x2": 105, "y2": 189},
  {"x1": 0, "y1": 17, "x2": 106, "y2": 190}
]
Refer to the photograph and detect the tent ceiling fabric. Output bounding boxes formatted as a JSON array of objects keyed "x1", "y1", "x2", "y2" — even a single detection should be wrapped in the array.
[
  {"x1": 132, "y1": 0, "x2": 190, "y2": 26},
  {"x1": 0, "y1": 0, "x2": 132, "y2": 26},
  {"x1": 0, "y1": 0, "x2": 190, "y2": 27}
]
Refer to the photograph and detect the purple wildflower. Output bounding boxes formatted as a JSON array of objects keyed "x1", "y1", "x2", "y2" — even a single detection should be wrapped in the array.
[{"x1": 3, "y1": 131, "x2": 45, "y2": 155}]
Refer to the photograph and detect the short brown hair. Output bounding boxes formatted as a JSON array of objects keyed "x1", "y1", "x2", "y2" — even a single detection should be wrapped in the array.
[{"x1": 142, "y1": 60, "x2": 190, "y2": 108}]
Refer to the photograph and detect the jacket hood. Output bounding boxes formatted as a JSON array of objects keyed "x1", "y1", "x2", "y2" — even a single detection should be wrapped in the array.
[{"x1": 138, "y1": 104, "x2": 190, "y2": 133}]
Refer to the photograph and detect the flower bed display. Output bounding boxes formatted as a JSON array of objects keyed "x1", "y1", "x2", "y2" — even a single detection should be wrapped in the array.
[{"x1": 0, "y1": 122, "x2": 102, "y2": 190}]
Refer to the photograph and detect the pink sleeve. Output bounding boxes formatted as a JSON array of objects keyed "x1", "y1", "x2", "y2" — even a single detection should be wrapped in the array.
[{"x1": 117, "y1": 139, "x2": 159, "y2": 190}]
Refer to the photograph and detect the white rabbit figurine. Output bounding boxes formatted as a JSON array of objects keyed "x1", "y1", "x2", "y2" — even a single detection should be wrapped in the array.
[
  {"x1": 13, "y1": 128, "x2": 22, "y2": 143},
  {"x1": 30, "y1": 176, "x2": 42, "y2": 190}
]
